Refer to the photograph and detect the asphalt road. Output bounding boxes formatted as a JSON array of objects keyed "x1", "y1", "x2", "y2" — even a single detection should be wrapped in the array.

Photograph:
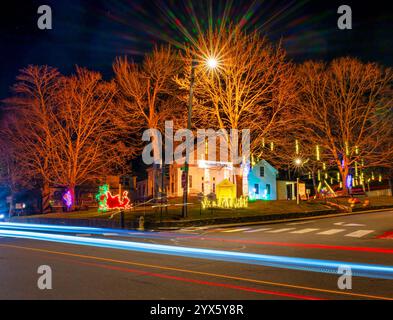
[{"x1": 0, "y1": 210, "x2": 392, "y2": 300}]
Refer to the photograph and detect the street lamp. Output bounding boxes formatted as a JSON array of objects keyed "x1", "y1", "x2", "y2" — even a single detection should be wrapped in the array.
[
  {"x1": 182, "y1": 56, "x2": 219, "y2": 218},
  {"x1": 206, "y1": 57, "x2": 218, "y2": 69},
  {"x1": 293, "y1": 157, "x2": 305, "y2": 205}
]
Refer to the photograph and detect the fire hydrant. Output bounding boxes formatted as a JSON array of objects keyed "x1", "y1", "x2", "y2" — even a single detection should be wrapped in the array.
[{"x1": 138, "y1": 216, "x2": 145, "y2": 231}]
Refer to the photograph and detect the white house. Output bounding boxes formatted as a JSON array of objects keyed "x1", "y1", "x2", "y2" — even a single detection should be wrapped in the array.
[{"x1": 136, "y1": 157, "x2": 280, "y2": 201}]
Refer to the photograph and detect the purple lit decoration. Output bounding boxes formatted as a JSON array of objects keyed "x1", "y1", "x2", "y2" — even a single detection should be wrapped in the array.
[
  {"x1": 346, "y1": 174, "x2": 353, "y2": 189},
  {"x1": 62, "y1": 190, "x2": 73, "y2": 210}
]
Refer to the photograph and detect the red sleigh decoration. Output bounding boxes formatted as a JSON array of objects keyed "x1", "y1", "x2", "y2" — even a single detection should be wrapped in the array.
[{"x1": 104, "y1": 191, "x2": 131, "y2": 210}]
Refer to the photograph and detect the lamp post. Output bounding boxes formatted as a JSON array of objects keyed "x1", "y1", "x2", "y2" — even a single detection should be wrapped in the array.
[
  {"x1": 182, "y1": 56, "x2": 218, "y2": 218},
  {"x1": 293, "y1": 157, "x2": 305, "y2": 205},
  {"x1": 182, "y1": 58, "x2": 197, "y2": 218}
]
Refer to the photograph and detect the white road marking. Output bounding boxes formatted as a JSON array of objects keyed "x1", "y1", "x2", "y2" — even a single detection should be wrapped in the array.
[
  {"x1": 290, "y1": 228, "x2": 320, "y2": 234},
  {"x1": 345, "y1": 230, "x2": 375, "y2": 238},
  {"x1": 317, "y1": 229, "x2": 346, "y2": 235},
  {"x1": 267, "y1": 228, "x2": 296, "y2": 233},
  {"x1": 334, "y1": 222, "x2": 365, "y2": 227},
  {"x1": 244, "y1": 228, "x2": 272, "y2": 233},
  {"x1": 221, "y1": 228, "x2": 250, "y2": 233},
  {"x1": 287, "y1": 221, "x2": 315, "y2": 225},
  {"x1": 103, "y1": 233, "x2": 119, "y2": 236}
]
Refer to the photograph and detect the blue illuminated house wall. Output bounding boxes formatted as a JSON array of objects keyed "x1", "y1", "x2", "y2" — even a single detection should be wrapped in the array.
[{"x1": 248, "y1": 160, "x2": 278, "y2": 200}]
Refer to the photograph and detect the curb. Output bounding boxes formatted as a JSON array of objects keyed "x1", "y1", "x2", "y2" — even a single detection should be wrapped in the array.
[{"x1": 156, "y1": 207, "x2": 393, "y2": 230}]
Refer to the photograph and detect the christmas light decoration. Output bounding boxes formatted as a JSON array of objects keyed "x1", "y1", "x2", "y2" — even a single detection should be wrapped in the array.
[
  {"x1": 270, "y1": 141, "x2": 274, "y2": 151},
  {"x1": 95, "y1": 185, "x2": 131, "y2": 211},
  {"x1": 96, "y1": 184, "x2": 110, "y2": 212},
  {"x1": 62, "y1": 190, "x2": 73, "y2": 210},
  {"x1": 295, "y1": 140, "x2": 299, "y2": 155},
  {"x1": 106, "y1": 191, "x2": 131, "y2": 210},
  {"x1": 316, "y1": 145, "x2": 320, "y2": 161}
]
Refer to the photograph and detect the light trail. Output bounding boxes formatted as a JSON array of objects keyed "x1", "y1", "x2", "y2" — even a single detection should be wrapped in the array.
[
  {"x1": 1, "y1": 229, "x2": 393, "y2": 280},
  {"x1": 1, "y1": 222, "x2": 392, "y2": 255}
]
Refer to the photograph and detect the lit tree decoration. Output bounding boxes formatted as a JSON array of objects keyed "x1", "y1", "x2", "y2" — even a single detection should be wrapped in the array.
[
  {"x1": 96, "y1": 184, "x2": 109, "y2": 212},
  {"x1": 62, "y1": 189, "x2": 73, "y2": 211}
]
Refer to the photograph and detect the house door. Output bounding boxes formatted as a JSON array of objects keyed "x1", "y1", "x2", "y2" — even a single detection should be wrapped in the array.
[{"x1": 286, "y1": 184, "x2": 293, "y2": 200}]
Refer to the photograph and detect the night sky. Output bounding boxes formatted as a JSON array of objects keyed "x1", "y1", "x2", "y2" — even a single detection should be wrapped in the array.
[{"x1": 1, "y1": 0, "x2": 392, "y2": 102}]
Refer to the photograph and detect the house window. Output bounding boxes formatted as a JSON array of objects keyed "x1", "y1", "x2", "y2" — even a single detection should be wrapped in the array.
[
  {"x1": 171, "y1": 182, "x2": 174, "y2": 193},
  {"x1": 254, "y1": 184, "x2": 259, "y2": 194},
  {"x1": 213, "y1": 183, "x2": 216, "y2": 193},
  {"x1": 202, "y1": 183, "x2": 204, "y2": 193},
  {"x1": 189, "y1": 175, "x2": 192, "y2": 188},
  {"x1": 260, "y1": 166, "x2": 265, "y2": 177},
  {"x1": 266, "y1": 184, "x2": 271, "y2": 195}
]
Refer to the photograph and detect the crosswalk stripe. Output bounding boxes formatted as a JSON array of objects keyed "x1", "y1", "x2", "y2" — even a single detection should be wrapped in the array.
[
  {"x1": 221, "y1": 228, "x2": 250, "y2": 233},
  {"x1": 290, "y1": 228, "x2": 320, "y2": 234},
  {"x1": 244, "y1": 228, "x2": 272, "y2": 233},
  {"x1": 345, "y1": 230, "x2": 374, "y2": 238},
  {"x1": 317, "y1": 229, "x2": 346, "y2": 235},
  {"x1": 267, "y1": 228, "x2": 296, "y2": 233}
]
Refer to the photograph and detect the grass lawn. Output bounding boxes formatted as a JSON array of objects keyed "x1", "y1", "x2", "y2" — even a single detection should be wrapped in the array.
[
  {"x1": 15, "y1": 198, "x2": 333, "y2": 222},
  {"x1": 18, "y1": 195, "x2": 393, "y2": 224}
]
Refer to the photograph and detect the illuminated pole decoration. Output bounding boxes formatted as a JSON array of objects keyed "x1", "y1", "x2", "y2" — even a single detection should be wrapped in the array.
[
  {"x1": 316, "y1": 145, "x2": 320, "y2": 161},
  {"x1": 62, "y1": 189, "x2": 73, "y2": 211},
  {"x1": 295, "y1": 140, "x2": 299, "y2": 155}
]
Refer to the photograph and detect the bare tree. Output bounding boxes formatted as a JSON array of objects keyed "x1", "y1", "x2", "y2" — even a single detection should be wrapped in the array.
[
  {"x1": 113, "y1": 46, "x2": 184, "y2": 196},
  {"x1": 295, "y1": 58, "x2": 393, "y2": 195},
  {"x1": 3, "y1": 65, "x2": 60, "y2": 213},
  {"x1": 47, "y1": 67, "x2": 132, "y2": 210},
  {"x1": 3, "y1": 66, "x2": 132, "y2": 212},
  {"x1": 176, "y1": 27, "x2": 296, "y2": 155}
]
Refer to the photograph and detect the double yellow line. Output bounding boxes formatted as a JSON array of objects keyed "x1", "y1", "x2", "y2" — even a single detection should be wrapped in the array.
[{"x1": 1, "y1": 243, "x2": 392, "y2": 300}]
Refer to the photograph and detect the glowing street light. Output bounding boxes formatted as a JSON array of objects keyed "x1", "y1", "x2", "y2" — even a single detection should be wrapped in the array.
[
  {"x1": 206, "y1": 56, "x2": 218, "y2": 69},
  {"x1": 294, "y1": 158, "x2": 303, "y2": 167},
  {"x1": 182, "y1": 54, "x2": 220, "y2": 218}
]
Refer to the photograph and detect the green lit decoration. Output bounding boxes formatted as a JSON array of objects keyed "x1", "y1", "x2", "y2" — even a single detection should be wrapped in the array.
[{"x1": 96, "y1": 184, "x2": 110, "y2": 212}]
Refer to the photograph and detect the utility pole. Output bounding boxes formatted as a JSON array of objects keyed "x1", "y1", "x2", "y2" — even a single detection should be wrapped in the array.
[{"x1": 182, "y1": 58, "x2": 197, "y2": 218}]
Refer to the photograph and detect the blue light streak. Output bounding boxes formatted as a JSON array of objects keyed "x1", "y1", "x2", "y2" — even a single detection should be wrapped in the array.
[
  {"x1": 0, "y1": 222, "x2": 150, "y2": 237},
  {"x1": 1, "y1": 228, "x2": 393, "y2": 280}
]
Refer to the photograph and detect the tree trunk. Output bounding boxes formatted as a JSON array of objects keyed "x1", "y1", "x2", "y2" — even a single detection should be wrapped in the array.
[
  {"x1": 311, "y1": 170, "x2": 318, "y2": 197},
  {"x1": 42, "y1": 182, "x2": 51, "y2": 214}
]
